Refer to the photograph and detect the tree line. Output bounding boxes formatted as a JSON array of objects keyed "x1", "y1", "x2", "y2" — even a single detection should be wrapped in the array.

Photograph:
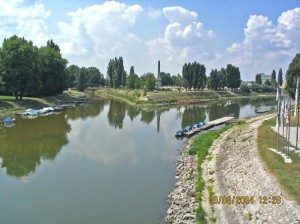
[
  {"x1": 2, "y1": 35, "x2": 292, "y2": 99},
  {"x1": 0, "y1": 36, "x2": 68, "y2": 99},
  {"x1": 255, "y1": 68, "x2": 283, "y2": 86}
]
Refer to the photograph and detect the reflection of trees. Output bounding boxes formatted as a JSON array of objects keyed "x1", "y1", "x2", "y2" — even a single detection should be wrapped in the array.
[
  {"x1": 140, "y1": 110, "x2": 155, "y2": 124},
  {"x1": 67, "y1": 100, "x2": 108, "y2": 120},
  {"x1": 181, "y1": 105, "x2": 206, "y2": 128},
  {"x1": 208, "y1": 101, "x2": 240, "y2": 121},
  {"x1": 126, "y1": 105, "x2": 140, "y2": 121},
  {"x1": 0, "y1": 114, "x2": 70, "y2": 178},
  {"x1": 107, "y1": 100, "x2": 126, "y2": 129}
]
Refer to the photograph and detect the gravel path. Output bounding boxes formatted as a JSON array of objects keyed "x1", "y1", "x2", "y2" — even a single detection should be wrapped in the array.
[{"x1": 202, "y1": 114, "x2": 300, "y2": 224}]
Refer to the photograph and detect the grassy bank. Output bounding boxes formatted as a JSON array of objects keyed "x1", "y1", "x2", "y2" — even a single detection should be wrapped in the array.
[
  {"x1": 257, "y1": 118, "x2": 300, "y2": 204},
  {"x1": 188, "y1": 125, "x2": 234, "y2": 223},
  {"x1": 0, "y1": 90, "x2": 87, "y2": 116},
  {"x1": 95, "y1": 88, "x2": 276, "y2": 108}
]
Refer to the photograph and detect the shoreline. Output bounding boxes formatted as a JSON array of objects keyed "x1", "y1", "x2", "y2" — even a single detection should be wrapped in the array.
[
  {"x1": 165, "y1": 139, "x2": 198, "y2": 223},
  {"x1": 166, "y1": 114, "x2": 300, "y2": 223},
  {"x1": 202, "y1": 114, "x2": 300, "y2": 223}
]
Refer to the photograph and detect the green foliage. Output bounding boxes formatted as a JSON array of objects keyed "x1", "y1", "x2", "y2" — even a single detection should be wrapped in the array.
[
  {"x1": 278, "y1": 68, "x2": 283, "y2": 86},
  {"x1": 160, "y1": 72, "x2": 173, "y2": 86},
  {"x1": 209, "y1": 69, "x2": 219, "y2": 90},
  {"x1": 182, "y1": 62, "x2": 206, "y2": 90},
  {"x1": 107, "y1": 57, "x2": 127, "y2": 88},
  {"x1": 226, "y1": 64, "x2": 241, "y2": 89},
  {"x1": 126, "y1": 66, "x2": 140, "y2": 90},
  {"x1": 286, "y1": 53, "x2": 300, "y2": 99},
  {"x1": 240, "y1": 83, "x2": 250, "y2": 93},
  {"x1": 140, "y1": 73, "x2": 156, "y2": 91},
  {"x1": 77, "y1": 67, "x2": 89, "y2": 91},
  {"x1": 255, "y1": 74, "x2": 262, "y2": 85},
  {"x1": 87, "y1": 67, "x2": 104, "y2": 87}
]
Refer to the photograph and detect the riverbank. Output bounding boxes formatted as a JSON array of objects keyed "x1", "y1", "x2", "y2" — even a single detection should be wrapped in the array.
[
  {"x1": 94, "y1": 88, "x2": 275, "y2": 109},
  {"x1": 202, "y1": 114, "x2": 300, "y2": 223},
  {"x1": 0, "y1": 90, "x2": 88, "y2": 117},
  {"x1": 167, "y1": 114, "x2": 300, "y2": 223}
]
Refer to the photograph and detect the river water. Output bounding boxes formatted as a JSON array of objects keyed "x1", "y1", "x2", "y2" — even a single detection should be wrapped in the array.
[{"x1": 0, "y1": 97, "x2": 276, "y2": 224}]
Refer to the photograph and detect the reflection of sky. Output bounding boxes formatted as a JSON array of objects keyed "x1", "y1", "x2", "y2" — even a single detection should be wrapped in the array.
[
  {"x1": 66, "y1": 105, "x2": 185, "y2": 168},
  {"x1": 67, "y1": 106, "x2": 138, "y2": 166}
]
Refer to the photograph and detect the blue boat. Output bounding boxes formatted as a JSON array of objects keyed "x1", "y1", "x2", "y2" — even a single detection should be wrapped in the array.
[
  {"x1": 198, "y1": 121, "x2": 205, "y2": 126},
  {"x1": 183, "y1": 126, "x2": 192, "y2": 132},
  {"x1": 175, "y1": 130, "x2": 184, "y2": 137},
  {"x1": 192, "y1": 123, "x2": 199, "y2": 129},
  {"x1": 2, "y1": 117, "x2": 16, "y2": 123}
]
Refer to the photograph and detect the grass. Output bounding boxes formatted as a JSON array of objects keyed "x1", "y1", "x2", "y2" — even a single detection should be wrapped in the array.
[
  {"x1": 257, "y1": 118, "x2": 300, "y2": 204},
  {"x1": 188, "y1": 125, "x2": 233, "y2": 223}
]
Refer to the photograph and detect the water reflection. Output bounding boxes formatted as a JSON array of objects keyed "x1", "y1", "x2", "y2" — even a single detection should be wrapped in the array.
[
  {"x1": 0, "y1": 114, "x2": 70, "y2": 178},
  {"x1": 0, "y1": 97, "x2": 276, "y2": 178},
  {"x1": 107, "y1": 99, "x2": 126, "y2": 129}
]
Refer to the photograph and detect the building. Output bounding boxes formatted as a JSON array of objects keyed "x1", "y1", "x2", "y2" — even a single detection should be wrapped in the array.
[
  {"x1": 259, "y1": 73, "x2": 272, "y2": 84},
  {"x1": 156, "y1": 60, "x2": 162, "y2": 88}
]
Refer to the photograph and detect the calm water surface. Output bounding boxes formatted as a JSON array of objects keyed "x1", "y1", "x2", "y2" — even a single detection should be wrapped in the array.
[{"x1": 0, "y1": 97, "x2": 276, "y2": 224}]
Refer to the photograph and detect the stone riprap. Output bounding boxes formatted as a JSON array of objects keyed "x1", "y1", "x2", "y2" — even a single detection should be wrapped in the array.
[
  {"x1": 165, "y1": 140, "x2": 198, "y2": 224},
  {"x1": 167, "y1": 114, "x2": 300, "y2": 224}
]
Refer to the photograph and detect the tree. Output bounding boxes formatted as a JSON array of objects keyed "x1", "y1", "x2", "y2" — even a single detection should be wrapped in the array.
[
  {"x1": 126, "y1": 66, "x2": 139, "y2": 89},
  {"x1": 0, "y1": 35, "x2": 40, "y2": 99},
  {"x1": 209, "y1": 69, "x2": 219, "y2": 90},
  {"x1": 286, "y1": 53, "x2": 300, "y2": 99},
  {"x1": 106, "y1": 57, "x2": 126, "y2": 88},
  {"x1": 240, "y1": 83, "x2": 250, "y2": 93},
  {"x1": 140, "y1": 73, "x2": 156, "y2": 91},
  {"x1": 38, "y1": 40, "x2": 68, "y2": 95},
  {"x1": 255, "y1": 74, "x2": 262, "y2": 85},
  {"x1": 226, "y1": 64, "x2": 241, "y2": 89},
  {"x1": 182, "y1": 62, "x2": 206, "y2": 89},
  {"x1": 77, "y1": 67, "x2": 89, "y2": 91},
  {"x1": 271, "y1": 70, "x2": 277, "y2": 86},
  {"x1": 66, "y1": 65, "x2": 80, "y2": 88},
  {"x1": 87, "y1": 67, "x2": 104, "y2": 87},
  {"x1": 278, "y1": 68, "x2": 283, "y2": 86},
  {"x1": 218, "y1": 68, "x2": 227, "y2": 89},
  {"x1": 160, "y1": 72, "x2": 173, "y2": 86},
  {"x1": 265, "y1": 79, "x2": 271, "y2": 86}
]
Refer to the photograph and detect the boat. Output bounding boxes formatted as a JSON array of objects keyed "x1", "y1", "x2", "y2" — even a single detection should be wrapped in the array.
[
  {"x1": 2, "y1": 117, "x2": 16, "y2": 123},
  {"x1": 26, "y1": 109, "x2": 39, "y2": 116},
  {"x1": 183, "y1": 126, "x2": 192, "y2": 132},
  {"x1": 175, "y1": 130, "x2": 185, "y2": 137},
  {"x1": 1, "y1": 117, "x2": 16, "y2": 126},
  {"x1": 198, "y1": 121, "x2": 205, "y2": 126}
]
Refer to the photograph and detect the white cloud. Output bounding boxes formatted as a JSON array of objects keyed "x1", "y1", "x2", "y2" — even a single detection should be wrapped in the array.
[
  {"x1": 148, "y1": 8, "x2": 162, "y2": 20},
  {"x1": 56, "y1": 1, "x2": 145, "y2": 72},
  {"x1": 0, "y1": 0, "x2": 51, "y2": 46},
  {"x1": 147, "y1": 6, "x2": 217, "y2": 74},
  {"x1": 225, "y1": 8, "x2": 300, "y2": 80}
]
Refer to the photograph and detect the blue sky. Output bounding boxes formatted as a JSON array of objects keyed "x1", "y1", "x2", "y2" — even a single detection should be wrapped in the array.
[{"x1": 0, "y1": 0, "x2": 299, "y2": 81}]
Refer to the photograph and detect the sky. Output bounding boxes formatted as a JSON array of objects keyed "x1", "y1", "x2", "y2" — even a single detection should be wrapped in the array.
[{"x1": 0, "y1": 0, "x2": 299, "y2": 81}]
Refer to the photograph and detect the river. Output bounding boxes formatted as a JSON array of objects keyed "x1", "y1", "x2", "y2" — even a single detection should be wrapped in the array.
[{"x1": 0, "y1": 97, "x2": 276, "y2": 224}]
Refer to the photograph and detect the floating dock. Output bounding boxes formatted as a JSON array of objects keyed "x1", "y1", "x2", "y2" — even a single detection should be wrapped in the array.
[{"x1": 184, "y1": 116, "x2": 235, "y2": 137}]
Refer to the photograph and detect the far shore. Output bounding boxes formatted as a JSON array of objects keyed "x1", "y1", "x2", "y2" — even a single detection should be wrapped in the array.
[{"x1": 0, "y1": 88, "x2": 275, "y2": 117}]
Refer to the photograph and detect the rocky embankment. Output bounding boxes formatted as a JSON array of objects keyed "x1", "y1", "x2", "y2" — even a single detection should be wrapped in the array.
[
  {"x1": 166, "y1": 114, "x2": 300, "y2": 224},
  {"x1": 202, "y1": 114, "x2": 300, "y2": 223},
  {"x1": 165, "y1": 140, "x2": 198, "y2": 223}
]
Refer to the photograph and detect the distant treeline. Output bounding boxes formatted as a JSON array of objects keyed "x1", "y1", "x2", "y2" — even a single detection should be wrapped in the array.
[{"x1": 0, "y1": 35, "x2": 278, "y2": 99}]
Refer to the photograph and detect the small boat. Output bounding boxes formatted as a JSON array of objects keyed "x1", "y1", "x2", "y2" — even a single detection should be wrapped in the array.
[
  {"x1": 26, "y1": 109, "x2": 39, "y2": 116},
  {"x1": 192, "y1": 123, "x2": 199, "y2": 129},
  {"x1": 175, "y1": 130, "x2": 185, "y2": 137},
  {"x1": 2, "y1": 117, "x2": 16, "y2": 127},
  {"x1": 2, "y1": 117, "x2": 16, "y2": 123},
  {"x1": 198, "y1": 121, "x2": 205, "y2": 126},
  {"x1": 183, "y1": 126, "x2": 192, "y2": 132}
]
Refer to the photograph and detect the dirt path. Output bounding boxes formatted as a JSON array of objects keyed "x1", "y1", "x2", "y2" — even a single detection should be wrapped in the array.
[{"x1": 202, "y1": 115, "x2": 300, "y2": 223}]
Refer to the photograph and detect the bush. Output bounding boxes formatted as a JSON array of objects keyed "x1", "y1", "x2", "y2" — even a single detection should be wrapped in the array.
[
  {"x1": 133, "y1": 90, "x2": 141, "y2": 98},
  {"x1": 240, "y1": 83, "x2": 250, "y2": 93}
]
